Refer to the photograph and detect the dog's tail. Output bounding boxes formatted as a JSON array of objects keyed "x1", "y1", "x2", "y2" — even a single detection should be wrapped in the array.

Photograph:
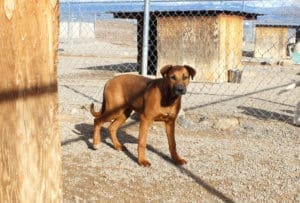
[
  {"x1": 90, "y1": 88, "x2": 106, "y2": 118},
  {"x1": 90, "y1": 103, "x2": 102, "y2": 117}
]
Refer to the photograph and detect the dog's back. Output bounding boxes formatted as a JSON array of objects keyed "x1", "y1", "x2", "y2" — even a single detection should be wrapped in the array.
[
  {"x1": 90, "y1": 74, "x2": 153, "y2": 117},
  {"x1": 104, "y1": 74, "x2": 152, "y2": 113}
]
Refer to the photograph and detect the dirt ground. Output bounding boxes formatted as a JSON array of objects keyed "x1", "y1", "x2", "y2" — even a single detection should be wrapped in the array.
[{"x1": 58, "y1": 33, "x2": 300, "y2": 201}]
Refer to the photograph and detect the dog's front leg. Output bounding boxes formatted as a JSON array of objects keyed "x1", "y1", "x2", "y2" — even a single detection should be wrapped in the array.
[
  {"x1": 165, "y1": 120, "x2": 187, "y2": 165},
  {"x1": 138, "y1": 116, "x2": 152, "y2": 167}
]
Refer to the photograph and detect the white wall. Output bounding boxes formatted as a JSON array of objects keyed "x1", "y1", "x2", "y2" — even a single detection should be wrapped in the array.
[{"x1": 60, "y1": 22, "x2": 95, "y2": 39}]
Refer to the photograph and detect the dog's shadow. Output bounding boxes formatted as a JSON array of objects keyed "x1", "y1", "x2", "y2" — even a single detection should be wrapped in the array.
[
  {"x1": 69, "y1": 122, "x2": 172, "y2": 164},
  {"x1": 63, "y1": 123, "x2": 234, "y2": 202}
]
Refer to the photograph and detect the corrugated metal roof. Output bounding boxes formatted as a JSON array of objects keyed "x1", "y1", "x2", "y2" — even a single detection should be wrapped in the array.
[
  {"x1": 255, "y1": 15, "x2": 300, "y2": 27},
  {"x1": 60, "y1": 1, "x2": 261, "y2": 14},
  {"x1": 59, "y1": 1, "x2": 300, "y2": 15}
]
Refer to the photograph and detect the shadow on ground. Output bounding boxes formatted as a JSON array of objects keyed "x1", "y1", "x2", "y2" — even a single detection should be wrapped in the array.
[
  {"x1": 237, "y1": 106, "x2": 294, "y2": 125},
  {"x1": 79, "y1": 63, "x2": 139, "y2": 73}
]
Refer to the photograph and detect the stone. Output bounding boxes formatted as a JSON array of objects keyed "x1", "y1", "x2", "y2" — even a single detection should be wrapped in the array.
[
  {"x1": 178, "y1": 108, "x2": 185, "y2": 117},
  {"x1": 71, "y1": 108, "x2": 78, "y2": 115},
  {"x1": 295, "y1": 194, "x2": 300, "y2": 202},
  {"x1": 214, "y1": 117, "x2": 239, "y2": 131},
  {"x1": 177, "y1": 115, "x2": 196, "y2": 129}
]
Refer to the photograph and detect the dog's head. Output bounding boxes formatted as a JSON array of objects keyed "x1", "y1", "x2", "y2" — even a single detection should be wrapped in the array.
[{"x1": 160, "y1": 65, "x2": 196, "y2": 96}]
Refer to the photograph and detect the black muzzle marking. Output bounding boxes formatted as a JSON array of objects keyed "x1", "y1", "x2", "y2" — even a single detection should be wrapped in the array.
[{"x1": 173, "y1": 84, "x2": 186, "y2": 96}]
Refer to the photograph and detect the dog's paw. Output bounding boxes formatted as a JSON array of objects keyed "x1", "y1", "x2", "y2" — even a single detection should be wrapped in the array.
[
  {"x1": 92, "y1": 144, "x2": 100, "y2": 150},
  {"x1": 173, "y1": 158, "x2": 187, "y2": 165},
  {"x1": 115, "y1": 144, "x2": 127, "y2": 151},
  {"x1": 138, "y1": 159, "x2": 151, "y2": 167}
]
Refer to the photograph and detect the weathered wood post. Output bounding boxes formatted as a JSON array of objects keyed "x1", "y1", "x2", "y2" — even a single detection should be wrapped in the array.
[{"x1": 0, "y1": 0, "x2": 62, "y2": 202}]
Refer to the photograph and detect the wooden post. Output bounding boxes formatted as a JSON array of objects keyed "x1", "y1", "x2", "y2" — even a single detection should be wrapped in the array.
[{"x1": 0, "y1": 1, "x2": 62, "y2": 202}]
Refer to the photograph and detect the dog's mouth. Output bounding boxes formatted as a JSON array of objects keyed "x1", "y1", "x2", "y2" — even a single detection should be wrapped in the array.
[{"x1": 173, "y1": 85, "x2": 186, "y2": 96}]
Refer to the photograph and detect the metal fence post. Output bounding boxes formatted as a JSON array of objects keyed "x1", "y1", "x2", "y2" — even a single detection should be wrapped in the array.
[
  {"x1": 79, "y1": 3, "x2": 82, "y2": 38},
  {"x1": 142, "y1": 0, "x2": 150, "y2": 76},
  {"x1": 68, "y1": 2, "x2": 71, "y2": 40}
]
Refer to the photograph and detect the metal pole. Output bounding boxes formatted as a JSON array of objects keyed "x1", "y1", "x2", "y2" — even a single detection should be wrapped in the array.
[
  {"x1": 79, "y1": 3, "x2": 82, "y2": 38},
  {"x1": 68, "y1": 2, "x2": 71, "y2": 40},
  {"x1": 141, "y1": 0, "x2": 150, "y2": 76}
]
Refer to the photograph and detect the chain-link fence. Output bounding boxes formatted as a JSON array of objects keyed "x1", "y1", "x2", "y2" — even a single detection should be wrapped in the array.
[{"x1": 58, "y1": 0, "x2": 300, "y2": 132}]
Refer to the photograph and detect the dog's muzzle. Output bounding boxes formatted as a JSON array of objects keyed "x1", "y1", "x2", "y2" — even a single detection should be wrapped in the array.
[{"x1": 173, "y1": 84, "x2": 186, "y2": 96}]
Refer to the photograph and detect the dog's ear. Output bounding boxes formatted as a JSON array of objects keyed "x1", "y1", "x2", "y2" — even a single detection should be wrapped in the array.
[
  {"x1": 184, "y1": 65, "x2": 196, "y2": 80},
  {"x1": 160, "y1": 65, "x2": 173, "y2": 78}
]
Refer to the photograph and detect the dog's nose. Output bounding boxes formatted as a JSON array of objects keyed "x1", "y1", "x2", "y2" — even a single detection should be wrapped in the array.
[
  {"x1": 177, "y1": 85, "x2": 185, "y2": 92},
  {"x1": 174, "y1": 84, "x2": 186, "y2": 95}
]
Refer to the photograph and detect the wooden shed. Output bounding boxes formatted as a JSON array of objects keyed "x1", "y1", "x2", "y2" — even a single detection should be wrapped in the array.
[
  {"x1": 114, "y1": 10, "x2": 258, "y2": 83},
  {"x1": 254, "y1": 24, "x2": 300, "y2": 61},
  {"x1": 254, "y1": 25, "x2": 288, "y2": 60}
]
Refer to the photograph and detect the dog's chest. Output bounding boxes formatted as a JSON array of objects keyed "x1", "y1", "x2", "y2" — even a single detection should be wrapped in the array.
[{"x1": 153, "y1": 107, "x2": 178, "y2": 122}]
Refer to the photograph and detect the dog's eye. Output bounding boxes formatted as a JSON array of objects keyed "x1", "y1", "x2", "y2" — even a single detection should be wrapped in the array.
[
  {"x1": 170, "y1": 75, "x2": 176, "y2": 80},
  {"x1": 182, "y1": 75, "x2": 189, "y2": 80}
]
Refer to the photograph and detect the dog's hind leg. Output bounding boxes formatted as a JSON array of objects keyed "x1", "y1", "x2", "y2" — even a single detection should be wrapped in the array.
[
  {"x1": 93, "y1": 117, "x2": 103, "y2": 150},
  {"x1": 93, "y1": 110, "x2": 119, "y2": 150},
  {"x1": 108, "y1": 109, "x2": 132, "y2": 151}
]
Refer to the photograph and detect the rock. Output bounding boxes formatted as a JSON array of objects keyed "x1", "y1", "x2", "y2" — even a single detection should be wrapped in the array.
[
  {"x1": 80, "y1": 105, "x2": 89, "y2": 111},
  {"x1": 198, "y1": 120, "x2": 212, "y2": 130},
  {"x1": 88, "y1": 138, "x2": 93, "y2": 144},
  {"x1": 178, "y1": 109, "x2": 185, "y2": 117},
  {"x1": 260, "y1": 61, "x2": 271, "y2": 66},
  {"x1": 151, "y1": 125, "x2": 158, "y2": 131},
  {"x1": 74, "y1": 195, "x2": 82, "y2": 201},
  {"x1": 130, "y1": 112, "x2": 140, "y2": 121},
  {"x1": 199, "y1": 115, "x2": 208, "y2": 122},
  {"x1": 214, "y1": 117, "x2": 239, "y2": 131},
  {"x1": 177, "y1": 115, "x2": 196, "y2": 129},
  {"x1": 295, "y1": 194, "x2": 300, "y2": 202},
  {"x1": 71, "y1": 108, "x2": 78, "y2": 115}
]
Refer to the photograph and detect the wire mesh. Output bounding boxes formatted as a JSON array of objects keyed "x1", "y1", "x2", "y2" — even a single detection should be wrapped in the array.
[{"x1": 58, "y1": 0, "x2": 300, "y2": 131}]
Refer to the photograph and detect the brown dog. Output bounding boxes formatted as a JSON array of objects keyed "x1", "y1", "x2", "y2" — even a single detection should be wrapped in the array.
[{"x1": 90, "y1": 65, "x2": 196, "y2": 167}]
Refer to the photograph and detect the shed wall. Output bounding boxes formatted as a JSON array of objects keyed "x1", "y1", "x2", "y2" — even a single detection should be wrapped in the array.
[
  {"x1": 157, "y1": 14, "x2": 244, "y2": 83},
  {"x1": 254, "y1": 26, "x2": 288, "y2": 60}
]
